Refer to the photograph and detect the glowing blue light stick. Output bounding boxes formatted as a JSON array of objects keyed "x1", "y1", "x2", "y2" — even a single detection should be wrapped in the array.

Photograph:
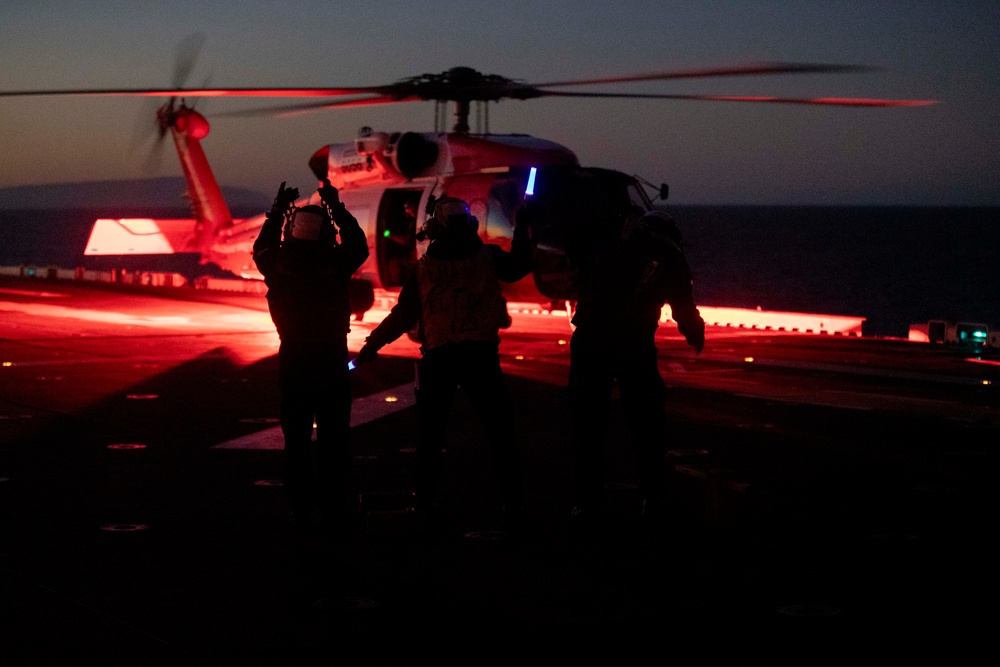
[
  {"x1": 525, "y1": 167, "x2": 537, "y2": 196},
  {"x1": 347, "y1": 359, "x2": 357, "y2": 371}
]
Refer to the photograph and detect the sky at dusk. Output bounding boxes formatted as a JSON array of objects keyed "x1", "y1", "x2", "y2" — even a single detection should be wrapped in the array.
[{"x1": 1, "y1": 1, "x2": 998, "y2": 206}]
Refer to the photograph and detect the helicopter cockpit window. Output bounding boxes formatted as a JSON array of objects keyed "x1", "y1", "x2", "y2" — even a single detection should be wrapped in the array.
[
  {"x1": 628, "y1": 182, "x2": 652, "y2": 211},
  {"x1": 484, "y1": 178, "x2": 521, "y2": 240},
  {"x1": 375, "y1": 188, "x2": 421, "y2": 288}
]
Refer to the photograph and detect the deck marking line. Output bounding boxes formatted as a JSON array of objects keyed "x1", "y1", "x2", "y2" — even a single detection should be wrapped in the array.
[{"x1": 212, "y1": 382, "x2": 415, "y2": 450}]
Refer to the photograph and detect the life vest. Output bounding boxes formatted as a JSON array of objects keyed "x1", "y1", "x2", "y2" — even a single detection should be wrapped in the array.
[{"x1": 417, "y1": 246, "x2": 505, "y2": 349}]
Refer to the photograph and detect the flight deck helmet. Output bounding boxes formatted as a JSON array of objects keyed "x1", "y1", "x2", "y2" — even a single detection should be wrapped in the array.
[
  {"x1": 633, "y1": 209, "x2": 682, "y2": 245},
  {"x1": 284, "y1": 204, "x2": 332, "y2": 242},
  {"x1": 417, "y1": 197, "x2": 479, "y2": 241}
]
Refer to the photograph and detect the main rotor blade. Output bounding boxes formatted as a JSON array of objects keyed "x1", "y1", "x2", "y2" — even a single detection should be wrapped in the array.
[
  {"x1": 528, "y1": 63, "x2": 877, "y2": 88},
  {"x1": 0, "y1": 86, "x2": 387, "y2": 98},
  {"x1": 0, "y1": 64, "x2": 877, "y2": 100},
  {"x1": 214, "y1": 94, "x2": 425, "y2": 119},
  {"x1": 0, "y1": 62, "x2": 936, "y2": 111},
  {"x1": 539, "y1": 90, "x2": 937, "y2": 107},
  {"x1": 172, "y1": 32, "x2": 206, "y2": 89}
]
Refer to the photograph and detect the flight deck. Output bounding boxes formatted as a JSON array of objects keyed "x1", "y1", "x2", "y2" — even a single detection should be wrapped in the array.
[{"x1": 1, "y1": 274, "x2": 996, "y2": 662}]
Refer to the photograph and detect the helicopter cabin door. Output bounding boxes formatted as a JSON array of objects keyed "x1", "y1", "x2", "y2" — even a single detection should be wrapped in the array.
[{"x1": 375, "y1": 188, "x2": 422, "y2": 288}]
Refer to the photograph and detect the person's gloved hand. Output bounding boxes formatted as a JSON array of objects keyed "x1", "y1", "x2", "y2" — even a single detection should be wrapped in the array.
[
  {"x1": 276, "y1": 181, "x2": 299, "y2": 206},
  {"x1": 515, "y1": 198, "x2": 538, "y2": 230},
  {"x1": 269, "y1": 181, "x2": 299, "y2": 216},
  {"x1": 318, "y1": 179, "x2": 340, "y2": 208},
  {"x1": 356, "y1": 342, "x2": 379, "y2": 364},
  {"x1": 679, "y1": 316, "x2": 705, "y2": 354}
]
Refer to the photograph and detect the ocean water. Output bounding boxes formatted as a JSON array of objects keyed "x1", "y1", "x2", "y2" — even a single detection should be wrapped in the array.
[
  {"x1": 2, "y1": 206, "x2": 997, "y2": 338},
  {"x1": 674, "y1": 206, "x2": 1000, "y2": 338}
]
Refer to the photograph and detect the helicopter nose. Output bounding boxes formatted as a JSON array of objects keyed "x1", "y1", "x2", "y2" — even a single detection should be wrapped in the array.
[{"x1": 309, "y1": 145, "x2": 329, "y2": 181}]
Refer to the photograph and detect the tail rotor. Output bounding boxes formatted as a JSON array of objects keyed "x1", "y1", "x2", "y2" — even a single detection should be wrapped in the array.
[{"x1": 128, "y1": 32, "x2": 207, "y2": 174}]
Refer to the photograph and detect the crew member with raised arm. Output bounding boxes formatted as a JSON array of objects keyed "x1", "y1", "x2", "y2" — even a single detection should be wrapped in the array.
[{"x1": 253, "y1": 179, "x2": 369, "y2": 531}]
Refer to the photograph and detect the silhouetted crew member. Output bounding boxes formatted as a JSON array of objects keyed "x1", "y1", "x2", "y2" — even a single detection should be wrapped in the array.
[
  {"x1": 357, "y1": 197, "x2": 531, "y2": 529},
  {"x1": 568, "y1": 208, "x2": 704, "y2": 525},
  {"x1": 253, "y1": 179, "x2": 369, "y2": 528}
]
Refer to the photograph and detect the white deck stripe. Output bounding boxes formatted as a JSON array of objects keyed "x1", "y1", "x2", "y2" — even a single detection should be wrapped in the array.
[{"x1": 212, "y1": 382, "x2": 416, "y2": 450}]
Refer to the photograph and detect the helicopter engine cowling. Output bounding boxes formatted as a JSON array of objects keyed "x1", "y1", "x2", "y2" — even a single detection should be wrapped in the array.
[
  {"x1": 311, "y1": 141, "x2": 393, "y2": 189},
  {"x1": 356, "y1": 130, "x2": 440, "y2": 179},
  {"x1": 311, "y1": 131, "x2": 442, "y2": 189},
  {"x1": 387, "y1": 132, "x2": 439, "y2": 179},
  {"x1": 354, "y1": 130, "x2": 390, "y2": 155}
]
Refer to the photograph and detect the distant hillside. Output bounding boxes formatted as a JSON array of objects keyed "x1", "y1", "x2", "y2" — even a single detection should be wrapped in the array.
[{"x1": 0, "y1": 177, "x2": 269, "y2": 213}]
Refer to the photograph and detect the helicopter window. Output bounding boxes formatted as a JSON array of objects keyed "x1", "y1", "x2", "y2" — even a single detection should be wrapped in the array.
[
  {"x1": 628, "y1": 182, "x2": 652, "y2": 211},
  {"x1": 469, "y1": 199, "x2": 489, "y2": 232},
  {"x1": 375, "y1": 188, "x2": 421, "y2": 288},
  {"x1": 484, "y1": 178, "x2": 522, "y2": 240}
]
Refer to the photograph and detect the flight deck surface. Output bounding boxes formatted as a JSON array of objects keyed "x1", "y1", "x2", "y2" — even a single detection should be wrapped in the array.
[{"x1": 1, "y1": 275, "x2": 996, "y2": 662}]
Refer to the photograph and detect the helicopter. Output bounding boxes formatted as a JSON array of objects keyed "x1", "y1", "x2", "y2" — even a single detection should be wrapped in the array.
[{"x1": 1, "y1": 39, "x2": 935, "y2": 318}]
